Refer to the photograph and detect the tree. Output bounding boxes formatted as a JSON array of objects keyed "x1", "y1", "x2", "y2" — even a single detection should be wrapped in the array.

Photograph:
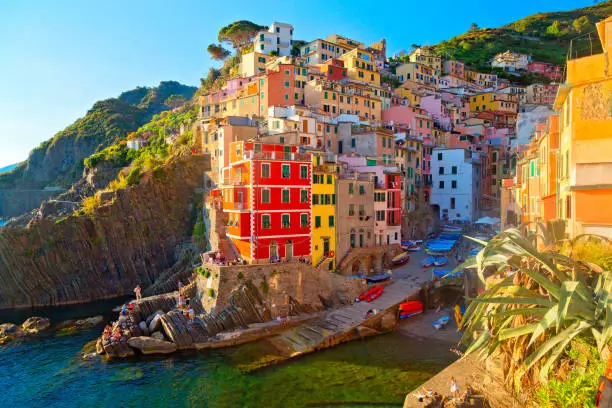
[
  {"x1": 470, "y1": 22, "x2": 479, "y2": 31},
  {"x1": 269, "y1": 50, "x2": 279, "y2": 57},
  {"x1": 207, "y1": 43, "x2": 231, "y2": 61},
  {"x1": 291, "y1": 40, "x2": 307, "y2": 57},
  {"x1": 573, "y1": 16, "x2": 594, "y2": 33},
  {"x1": 218, "y1": 20, "x2": 265, "y2": 49},
  {"x1": 546, "y1": 20, "x2": 561, "y2": 36},
  {"x1": 459, "y1": 228, "x2": 612, "y2": 391},
  {"x1": 164, "y1": 95, "x2": 187, "y2": 109}
]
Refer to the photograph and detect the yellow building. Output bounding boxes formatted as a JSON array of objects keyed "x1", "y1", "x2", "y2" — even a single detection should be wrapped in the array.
[
  {"x1": 395, "y1": 62, "x2": 438, "y2": 88},
  {"x1": 304, "y1": 78, "x2": 383, "y2": 121},
  {"x1": 395, "y1": 86, "x2": 422, "y2": 106},
  {"x1": 239, "y1": 52, "x2": 273, "y2": 77},
  {"x1": 408, "y1": 47, "x2": 442, "y2": 72},
  {"x1": 469, "y1": 92, "x2": 518, "y2": 113},
  {"x1": 554, "y1": 16, "x2": 612, "y2": 238},
  {"x1": 311, "y1": 151, "x2": 337, "y2": 270},
  {"x1": 339, "y1": 48, "x2": 380, "y2": 86}
]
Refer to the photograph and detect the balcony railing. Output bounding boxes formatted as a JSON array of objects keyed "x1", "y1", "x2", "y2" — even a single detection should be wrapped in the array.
[{"x1": 243, "y1": 151, "x2": 310, "y2": 162}]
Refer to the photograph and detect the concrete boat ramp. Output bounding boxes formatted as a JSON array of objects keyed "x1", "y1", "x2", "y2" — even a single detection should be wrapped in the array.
[{"x1": 233, "y1": 278, "x2": 424, "y2": 370}]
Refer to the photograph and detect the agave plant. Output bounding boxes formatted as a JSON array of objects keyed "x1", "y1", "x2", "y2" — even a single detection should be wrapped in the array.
[{"x1": 459, "y1": 228, "x2": 612, "y2": 391}]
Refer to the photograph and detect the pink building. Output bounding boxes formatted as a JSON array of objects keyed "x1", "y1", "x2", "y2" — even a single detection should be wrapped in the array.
[
  {"x1": 442, "y1": 60, "x2": 465, "y2": 78},
  {"x1": 420, "y1": 94, "x2": 452, "y2": 130},
  {"x1": 382, "y1": 106, "x2": 434, "y2": 138},
  {"x1": 526, "y1": 61, "x2": 562, "y2": 81}
]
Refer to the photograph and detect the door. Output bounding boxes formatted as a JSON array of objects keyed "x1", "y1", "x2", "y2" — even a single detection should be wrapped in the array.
[
  {"x1": 285, "y1": 240, "x2": 293, "y2": 260},
  {"x1": 284, "y1": 146, "x2": 292, "y2": 160},
  {"x1": 323, "y1": 239, "x2": 330, "y2": 256},
  {"x1": 270, "y1": 241, "x2": 278, "y2": 260},
  {"x1": 302, "y1": 119, "x2": 308, "y2": 133},
  {"x1": 338, "y1": 141, "x2": 343, "y2": 154}
]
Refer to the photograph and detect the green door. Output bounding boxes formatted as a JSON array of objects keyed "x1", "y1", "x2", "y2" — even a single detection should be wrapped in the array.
[
  {"x1": 284, "y1": 146, "x2": 292, "y2": 160},
  {"x1": 323, "y1": 239, "x2": 330, "y2": 256}
]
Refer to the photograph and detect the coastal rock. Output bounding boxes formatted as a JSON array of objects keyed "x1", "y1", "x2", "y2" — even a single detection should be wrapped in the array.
[
  {"x1": 0, "y1": 323, "x2": 19, "y2": 336},
  {"x1": 356, "y1": 326, "x2": 379, "y2": 338},
  {"x1": 96, "y1": 338, "x2": 105, "y2": 355},
  {"x1": 138, "y1": 321, "x2": 149, "y2": 336},
  {"x1": 103, "y1": 341, "x2": 135, "y2": 359},
  {"x1": 380, "y1": 313, "x2": 397, "y2": 331},
  {"x1": 21, "y1": 317, "x2": 50, "y2": 333},
  {"x1": 149, "y1": 314, "x2": 163, "y2": 333},
  {"x1": 127, "y1": 336, "x2": 177, "y2": 355},
  {"x1": 150, "y1": 331, "x2": 164, "y2": 341},
  {"x1": 74, "y1": 316, "x2": 104, "y2": 328}
]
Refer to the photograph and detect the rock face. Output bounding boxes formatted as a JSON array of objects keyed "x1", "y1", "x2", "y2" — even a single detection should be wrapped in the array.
[
  {"x1": 21, "y1": 317, "x2": 51, "y2": 333},
  {"x1": 0, "y1": 155, "x2": 208, "y2": 308},
  {"x1": 127, "y1": 336, "x2": 177, "y2": 354}
]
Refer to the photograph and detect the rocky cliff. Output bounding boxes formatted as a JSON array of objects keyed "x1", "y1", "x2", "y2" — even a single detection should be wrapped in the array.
[{"x1": 0, "y1": 155, "x2": 207, "y2": 309}]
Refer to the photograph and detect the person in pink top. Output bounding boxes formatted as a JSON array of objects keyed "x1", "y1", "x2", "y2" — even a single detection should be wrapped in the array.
[{"x1": 134, "y1": 285, "x2": 142, "y2": 300}]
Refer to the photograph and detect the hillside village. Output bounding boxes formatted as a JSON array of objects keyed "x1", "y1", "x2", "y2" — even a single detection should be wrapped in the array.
[{"x1": 146, "y1": 15, "x2": 612, "y2": 273}]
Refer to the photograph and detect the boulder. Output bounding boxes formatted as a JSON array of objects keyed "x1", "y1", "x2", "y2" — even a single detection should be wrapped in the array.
[
  {"x1": 138, "y1": 321, "x2": 149, "y2": 336},
  {"x1": 96, "y1": 338, "x2": 105, "y2": 355},
  {"x1": 380, "y1": 312, "x2": 397, "y2": 331},
  {"x1": 73, "y1": 316, "x2": 104, "y2": 328},
  {"x1": 103, "y1": 341, "x2": 135, "y2": 359},
  {"x1": 21, "y1": 317, "x2": 51, "y2": 333},
  {"x1": 0, "y1": 323, "x2": 19, "y2": 337},
  {"x1": 128, "y1": 336, "x2": 177, "y2": 355},
  {"x1": 356, "y1": 326, "x2": 379, "y2": 338},
  {"x1": 150, "y1": 331, "x2": 165, "y2": 341},
  {"x1": 149, "y1": 314, "x2": 162, "y2": 333}
]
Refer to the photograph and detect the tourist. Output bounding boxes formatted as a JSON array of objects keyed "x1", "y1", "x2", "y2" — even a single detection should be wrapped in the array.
[
  {"x1": 178, "y1": 293, "x2": 185, "y2": 309},
  {"x1": 178, "y1": 280, "x2": 183, "y2": 293},
  {"x1": 450, "y1": 376, "x2": 459, "y2": 398},
  {"x1": 188, "y1": 306, "x2": 195, "y2": 321},
  {"x1": 120, "y1": 304, "x2": 128, "y2": 315},
  {"x1": 134, "y1": 285, "x2": 142, "y2": 300}
]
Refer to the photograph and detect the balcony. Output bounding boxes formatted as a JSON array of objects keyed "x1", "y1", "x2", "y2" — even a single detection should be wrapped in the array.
[
  {"x1": 222, "y1": 177, "x2": 247, "y2": 186},
  {"x1": 244, "y1": 150, "x2": 310, "y2": 162}
]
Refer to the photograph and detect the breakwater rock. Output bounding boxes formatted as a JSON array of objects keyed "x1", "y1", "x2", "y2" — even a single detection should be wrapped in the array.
[{"x1": 0, "y1": 155, "x2": 208, "y2": 308}]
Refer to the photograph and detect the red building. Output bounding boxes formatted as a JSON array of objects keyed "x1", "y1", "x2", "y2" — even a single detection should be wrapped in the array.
[
  {"x1": 219, "y1": 141, "x2": 312, "y2": 263},
  {"x1": 265, "y1": 63, "x2": 304, "y2": 106},
  {"x1": 526, "y1": 61, "x2": 562, "y2": 81},
  {"x1": 319, "y1": 59, "x2": 347, "y2": 81}
]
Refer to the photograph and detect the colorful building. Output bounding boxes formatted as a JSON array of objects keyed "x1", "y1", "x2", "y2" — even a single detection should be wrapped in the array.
[
  {"x1": 239, "y1": 52, "x2": 273, "y2": 77},
  {"x1": 491, "y1": 50, "x2": 531, "y2": 71},
  {"x1": 254, "y1": 22, "x2": 294, "y2": 56},
  {"x1": 339, "y1": 48, "x2": 380, "y2": 86},
  {"x1": 408, "y1": 47, "x2": 442, "y2": 72},
  {"x1": 218, "y1": 141, "x2": 312, "y2": 263},
  {"x1": 310, "y1": 151, "x2": 338, "y2": 270},
  {"x1": 469, "y1": 92, "x2": 518, "y2": 114},
  {"x1": 396, "y1": 62, "x2": 438, "y2": 88},
  {"x1": 442, "y1": 60, "x2": 465, "y2": 78},
  {"x1": 554, "y1": 16, "x2": 612, "y2": 237},
  {"x1": 526, "y1": 61, "x2": 562, "y2": 81}
]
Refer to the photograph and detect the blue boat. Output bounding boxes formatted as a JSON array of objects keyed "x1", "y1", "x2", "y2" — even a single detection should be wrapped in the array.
[
  {"x1": 366, "y1": 273, "x2": 392, "y2": 283},
  {"x1": 432, "y1": 315, "x2": 450, "y2": 330},
  {"x1": 433, "y1": 256, "x2": 448, "y2": 266},
  {"x1": 420, "y1": 256, "x2": 436, "y2": 267},
  {"x1": 433, "y1": 269, "x2": 463, "y2": 280}
]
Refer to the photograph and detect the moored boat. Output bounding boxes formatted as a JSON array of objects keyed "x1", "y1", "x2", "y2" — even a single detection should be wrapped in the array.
[
  {"x1": 432, "y1": 315, "x2": 450, "y2": 330},
  {"x1": 365, "y1": 273, "x2": 392, "y2": 283},
  {"x1": 433, "y1": 256, "x2": 448, "y2": 266},
  {"x1": 399, "y1": 300, "x2": 423, "y2": 319},
  {"x1": 420, "y1": 256, "x2": 436, "y2": 268},
  {"x1": 358, "y1": 285, "x2": 384, "y2": 302},
  {"x1": 392, "y1": 252, "x2": 410, "y2": 266}
]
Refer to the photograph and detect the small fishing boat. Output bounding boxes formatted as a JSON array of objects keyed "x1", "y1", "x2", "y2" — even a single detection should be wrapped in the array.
[
  {"x1": 365, "y1": 273, "x2": 392, "y2": 284},
  {"x1": 392, "y1": 252, "x2": 410, "y2": 266},
  {"x1": 398, "y1": 300, "x2": 423, "y2": 319},
  {"x1": 358, "y1": 285, "x2": 384, "y2": 302},
  {"x1": 420, "y1": 256, "x2": 436, "y2": 268},
  {"x1": 407, "y1": 245, "x2": 422, "y2": 252},
  {"x1": 433, "y1": 256, "x2": 448, "y2": 267},
  {"x1": 432, "y1": 315, "x2": 450, "y2": 330}
]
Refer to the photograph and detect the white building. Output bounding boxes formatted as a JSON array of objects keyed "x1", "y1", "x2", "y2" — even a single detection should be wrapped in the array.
[
  {"x1": 430, "y1": 148, "x2": 481, "y2": 222},
  {"x1": 253, "y1": 22, "x2": 293, "y2": 56},
  {"x1": 491, "y1": 50, "x2": 531, "y2": 72}
]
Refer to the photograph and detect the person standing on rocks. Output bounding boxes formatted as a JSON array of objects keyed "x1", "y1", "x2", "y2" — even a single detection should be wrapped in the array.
[
  {"x1": 134, "y1": 285, "x2": 142, "y2": 300},
  {"x1": 450, "y1": 376, "x2": 459, "y2": 399}
]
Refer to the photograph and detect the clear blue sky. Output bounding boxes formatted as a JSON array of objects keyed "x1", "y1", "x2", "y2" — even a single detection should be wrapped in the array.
[{"x1": 0, "y1": 0, "x2": 594, "y2": 167}]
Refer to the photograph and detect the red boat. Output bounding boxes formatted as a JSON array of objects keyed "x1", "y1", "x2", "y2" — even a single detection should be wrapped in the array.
[
  {"x1": 359, "y1": 285, "x2": 384, "y2": 302},
  {"x1": 398, "y1": 300, "x2": 424, "y2": 319}
]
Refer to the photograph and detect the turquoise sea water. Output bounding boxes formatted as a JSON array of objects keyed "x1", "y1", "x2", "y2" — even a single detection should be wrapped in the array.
[
  {"x1": 0, "y1": 220, "x2": 5, "y2": 227},
  {"x1": 0, "y1": 300, "x2": 456, "y2": 408}
]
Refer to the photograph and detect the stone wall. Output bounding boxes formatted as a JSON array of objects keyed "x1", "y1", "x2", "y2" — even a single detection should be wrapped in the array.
[{"x1": 197, "y1": 262, "x2": 367, "y2": 317}]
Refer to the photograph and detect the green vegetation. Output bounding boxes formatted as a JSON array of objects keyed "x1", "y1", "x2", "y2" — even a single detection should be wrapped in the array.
[
  {"x1": 218, "y1": 20, "x2": 265, "y2": 49},
  {"x1": 430, "y1": 2, "x2": 611, "y2": 74},
  {"x1": 207, "y1": 43, "x2": 231, "y2": 61},
  {"x1": 192, "y1": 211, "x2": 207, "y2": 250},
  {"x1": 0, "y1": 81, "x2": 197, "y2": 190},
  {"x1": 207, "y1": 288, "x2": 216, "y2": 298},
  {"x1": 460, "y1": 227, "x2": 611, "y2": 406}
]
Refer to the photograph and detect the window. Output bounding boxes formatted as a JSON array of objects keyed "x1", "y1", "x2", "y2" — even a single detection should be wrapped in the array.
[
  {"x1": 281, "y1": 164, "x2": 290, "y2": 178},
  {"x1": 452, "y1": 180, "x2": 457, "y2": 189},
  {"x1": 359, "y1": 185, "x2": 365, "y2": 195},
  {"x1": 452, "y1": 166, "x2": 457, "y2": 174},
  {"x1": 300, "y1": 165, "x2": 308, "y2": 179},
  {"x1": 262, "y1": 163, "x2": 270, "y2": 178},
  {"x1": 262, "y1": 189, "x2": 270, "y2": 203},
  {"x1": 437, "y1": 152, "x2": 443, "y2": 160},
  {"x1": 282, "y1": 214, "x2": 290, "y2": 228},
  {"x1": 312, "y1": 194, "x2": 319, "y2": 205},
  {"x1": 332, "y1": 194, "x2": 336, "y2": 204},
  {"x1": 349, "y1": 183, "x2": 354, "y2": 194},
  {"x1": 282, "y1": 189, "x2": 290, "y2": 203},
  {"x1": 300, "y1": 189, "x2": 308, "y2": 203},
  {"x1": 328, "y1": 216, "x2": 334, "y2": 227},
  {"x1": 358, "y1": 205, "x2": 365, "y2": 216},
  {"x1": 326, "y1": 175, "x2": 332, "y2": 184},
  {"x1": 351, "y1": 138, "x2": 356, "y2": 148},
  {"x1": 262, "y1": 215, "x2": 271, "y2": 229},
  {"x1": 439, "y1": 181, "x2": 445, "y2": 189},
  {"x1": 439, "y1": 167, "x2": 444, "y2": 175},
  {"x1": 315, "y1": 216, "x2": 321, "y2": 228},
  {"x1": 301, "y1": 214, "x2": 308, "y2": 228},
  {"x1": 348, "y1": 204, "x2": 355, "y2": 216}
]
